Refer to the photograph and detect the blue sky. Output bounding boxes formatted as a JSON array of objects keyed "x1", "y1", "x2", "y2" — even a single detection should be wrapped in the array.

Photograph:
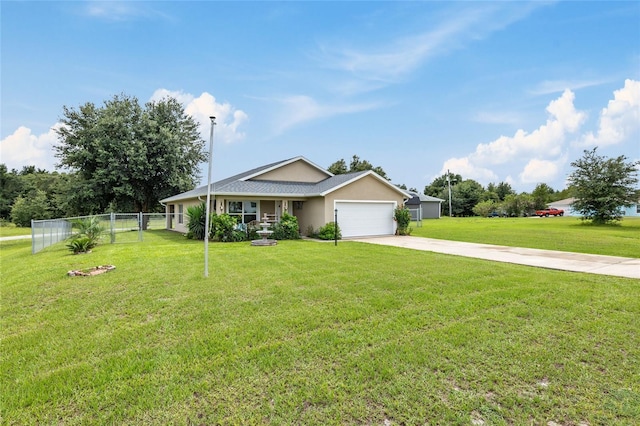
[{"x1": 2, "y1": 1, "x2": 639, "y2": 193}]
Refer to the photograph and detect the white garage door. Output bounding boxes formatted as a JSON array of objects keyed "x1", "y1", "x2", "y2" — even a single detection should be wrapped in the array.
[{"x1": 335, "y1": 201, "x2": 396, "y2": 238}]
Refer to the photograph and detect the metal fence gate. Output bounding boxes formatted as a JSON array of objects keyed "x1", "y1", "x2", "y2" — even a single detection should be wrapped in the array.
[{"x1": 31, "y1": 213, "x2": 166, "y2": 254}]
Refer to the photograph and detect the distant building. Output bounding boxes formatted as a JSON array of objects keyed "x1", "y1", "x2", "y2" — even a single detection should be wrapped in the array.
[
  {"x1": 405, "y1": 191, "x2": 444, "y2": 220},
  {"x1": 551, "y1": 197, "x2": 640, "y2": 217}
]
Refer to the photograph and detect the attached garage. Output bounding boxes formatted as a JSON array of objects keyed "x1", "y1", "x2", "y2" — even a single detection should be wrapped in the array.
[{"x1": 335, "y1": 201, "x2": 397, "y2": 238}]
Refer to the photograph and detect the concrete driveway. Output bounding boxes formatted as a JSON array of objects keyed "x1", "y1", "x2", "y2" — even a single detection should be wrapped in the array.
[{"x1": 353, "y1": 236, "x2": 640, "y2": 280}]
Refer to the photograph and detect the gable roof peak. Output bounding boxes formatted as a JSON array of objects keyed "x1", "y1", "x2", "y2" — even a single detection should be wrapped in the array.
[{"x1": 240, "y1": 156, "x2": 333, "y2": 181}]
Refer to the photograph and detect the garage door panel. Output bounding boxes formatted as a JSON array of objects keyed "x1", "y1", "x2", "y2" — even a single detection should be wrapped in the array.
[{"x1": 336, "y1": 201, "x2": 396, "y2": 238}]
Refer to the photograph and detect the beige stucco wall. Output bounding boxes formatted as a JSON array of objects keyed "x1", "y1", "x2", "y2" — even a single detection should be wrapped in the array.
[
  {"x1": 293, "y1": 197, "x2": 326, "y2": 235},
  {"x1": 322, "y1": 175, "x2": 405, "y2": 222},
  {"x1": 253, "y1": 159, "x2": 328, "y2": 183},
  {"x1": 166, "y1": 198, "x2": 202, "y2": 234}
]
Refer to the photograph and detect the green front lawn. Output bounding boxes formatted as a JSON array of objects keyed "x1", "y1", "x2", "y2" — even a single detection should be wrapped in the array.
[
  {"x1": 2, "y1": 231, "x2": 638, "y2": 424},
  {"x1": 412, "y1": 216, "x2": 640, "y2": 258}
]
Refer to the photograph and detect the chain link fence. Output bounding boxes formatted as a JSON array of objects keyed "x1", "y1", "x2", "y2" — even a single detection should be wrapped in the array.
[{"x1": 31, "y1": 213, "x2": 166, "y2": 254}]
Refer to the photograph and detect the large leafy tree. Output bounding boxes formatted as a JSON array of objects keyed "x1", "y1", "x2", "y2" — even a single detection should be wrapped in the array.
[
  {"x1": 55, "y1": 94, "x2": 206, "y2": 214},
  {"x1": 451, "y1": 179, "x2": 485, "y2": 216},
  {"x1": 568, "y1": 147, "x2": 639, "y2": 224}
]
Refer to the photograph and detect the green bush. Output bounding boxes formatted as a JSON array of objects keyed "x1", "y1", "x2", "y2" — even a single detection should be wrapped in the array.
[
  {"x1": 66, "y1": 216, "x2": 106, "y2": 254},
  {"x1": 10, "y1": 190, "x2": 52, "y2": 227},
  {"x1": 271, "y1": 212, "x2": 300, "y2": 240},
  {"x1": 66, "y1": 236, "x2": 97, "y2": 254},
  {"x1": 317, "y1": 222, "x2": 341, "y2": 240},
  {"x1": 394, "y1": 207, "x2": 412, "y2": 235},
  {"x1": 186, "y1": 203, "x2": 208, "y2": 240},
  {"x1": 212, "y1": 214, "x2": 244, "y2": 242}
]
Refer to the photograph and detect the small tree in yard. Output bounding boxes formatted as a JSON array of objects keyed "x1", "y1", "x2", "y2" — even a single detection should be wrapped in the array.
[{"x1": 568, "y1": 147, "x2": 639, "y2": 224}]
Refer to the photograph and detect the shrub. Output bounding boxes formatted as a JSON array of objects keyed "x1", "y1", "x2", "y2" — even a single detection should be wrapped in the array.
[
  {"x1": 186, "y1": 203, "x2": 208, "y2": 240},
  {"x1": 66, "y1": 216, "x2": 106, "y2": 254},
  {"x1": 10, "y1": 190, "x2": 52, "y2": 227},
  {"x1": 394, "y1": 207, "x2": 412, "y2": 235},
  {"x1": 271, "y1": 212, "x2": 300, "y2": 240},
  {"x1": 317, "y1": 222, "x2": 341, "y2": 240},
  {"x1": 66, "y1": 236, "x2": 97, "y2": 254},
  {"x1": 212, "y1": 214, "x2": 243, "y2": 242}
]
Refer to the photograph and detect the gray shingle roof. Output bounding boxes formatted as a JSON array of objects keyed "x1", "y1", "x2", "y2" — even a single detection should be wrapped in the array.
[
  {"x1": 159, "y1": 154, "x2": 414, "y2": 203},
  {"x1": 161, "y1": 170, "x2": 373, "y2": 203},
  {"x1": 406, "y1": 191, "x2": 444, "y2": 204}
]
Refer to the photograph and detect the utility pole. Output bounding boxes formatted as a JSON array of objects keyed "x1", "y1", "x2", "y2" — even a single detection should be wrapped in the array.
[
  {"x1": 447, "y1": 169, "x2": 452, "y2": 218},
  {"x1": 204, "y1": 117, "x2": 216, "y2": 277}
]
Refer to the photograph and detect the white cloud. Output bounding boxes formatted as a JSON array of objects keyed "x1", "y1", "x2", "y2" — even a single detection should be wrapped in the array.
[
  {"x1": 270, "y1": 95, "x2": 381, "y2": 135},
  {"x1": 530, "y1": 78, "x2": 610, "y2": 95},
  {"x1": 83, "y1": 1, "x2": 171, "y2": 22},
  {"x1": 471, "y1": 90, "x2": 585, "y2": 165},
  {"x1": 0, "y1": 125, "x2": 61, "y2": 171},
  {"x1": 579, "y1": 79, "x2": 640, "y2": 147},
  {"x1": 439, "y1": 157, "x2": 498, "y2": 182},
  {"x1": 519, "y1": 158, "x2": 562, "y2": 184},
  {"x1": 316, "y1": 2, "x2": 547, "y2": 87},
  {"x1": 150, "y1": 89, "x2": 248, "y2": 144},
  {"x1": 440, "y1": 89, "x2": 587, "y2": 186}
]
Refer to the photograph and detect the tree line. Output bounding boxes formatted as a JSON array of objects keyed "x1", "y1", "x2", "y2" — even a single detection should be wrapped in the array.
[
  {"x1": 2, "y1": 91, "x2": 637, "y2": 226},
  {"x1": 327, "y1": 149, "x2": 638, "y2": 223}
]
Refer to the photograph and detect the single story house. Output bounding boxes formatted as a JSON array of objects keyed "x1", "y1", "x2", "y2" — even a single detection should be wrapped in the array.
[
  {"x1": 405, "y1": 191, "x2": 444, "y2": 220},
  {"x1": 160, "y1": 156, "x2": 412, "y2": 238},
  {"x1": 551, "y1": 197, "x2": 640, "y2": 217}
]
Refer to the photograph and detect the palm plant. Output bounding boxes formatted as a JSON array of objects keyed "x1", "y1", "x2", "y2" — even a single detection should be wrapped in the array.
[
  {"x1": 67, "y1": 216, "x2": 106, "y2": 254},
  {"x1": 186, "y1": 203, "x2": 208, "y2": 240}
]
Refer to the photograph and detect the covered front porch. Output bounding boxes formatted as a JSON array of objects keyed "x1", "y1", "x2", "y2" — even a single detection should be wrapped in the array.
[{"x1": 164, "y1": 197, "x2": 312, "y2": 234}]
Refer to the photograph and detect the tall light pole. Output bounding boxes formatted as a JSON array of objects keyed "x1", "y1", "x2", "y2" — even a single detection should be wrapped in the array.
[
  {"x1": 447, "y1": 169, "x2": 452, "y2": 218},
  {"x1": 204, "y1": 116, "x2": 216, "y2": 277}
]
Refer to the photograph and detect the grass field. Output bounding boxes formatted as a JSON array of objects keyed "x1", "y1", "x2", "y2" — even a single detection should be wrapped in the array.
[
  {"x1": 412, "y1": 216, "x2": 640, "y2": 258},
  {"x1": 0, "y1": 223, "x2": 32, "y2": 237},
  {"x1": 2, "y1": 231, "x2": 638, "y2": 424}
]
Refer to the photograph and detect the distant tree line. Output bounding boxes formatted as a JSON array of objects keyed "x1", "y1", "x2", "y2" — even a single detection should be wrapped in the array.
[{"x1": 327, "y1": 149, "x2": 637, "y2": 224}]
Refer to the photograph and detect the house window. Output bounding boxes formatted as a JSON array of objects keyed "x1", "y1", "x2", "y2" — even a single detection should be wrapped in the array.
[
  {"x1": 228, "y1": 201, "x2": 258, "y2": 224},
  {"x1": 637, "y1": 204, "x2": 640, "y2": 214},
  {"x1": 178, "y1": 204, "x2": 183, "y2": 224}
]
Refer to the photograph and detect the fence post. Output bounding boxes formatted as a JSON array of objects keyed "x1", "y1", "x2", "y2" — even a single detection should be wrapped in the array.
[
  {"x1": 31, "y1": 220, "x2": 35, "y2": 254},
  {"x1": 138, "y1": 212, "x2": 143, "y2": 242},
  {"x1": 110, "y1": 212, "x2": 116, "y2": 244}
]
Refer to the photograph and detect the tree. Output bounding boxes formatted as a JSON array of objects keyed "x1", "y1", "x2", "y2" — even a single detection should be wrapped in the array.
[
  {"x1": 568, "y1": 148, "x2": 639, "y2": 224},
  {"x1": 55, "y1": 94, "x2": 206, "y2": 215},
  {"x1": 503, "y1": 193, "x2": 534, "y2": 217},
  {"x1": 327, "y1": 159, "x2": 348, "y2": 175},
  {"x1": 531, "y1": 183, "x2": 556, "y2": 210},
  {"x1": 424, "y1": 173, "x2": 461, "y2": 198},
  {"x1": 496, "y1": 182, "x2": 515, "y2": 201},
  {"x1": 451, "y1": 179, "x2": 484, "y2": 216},
  {"x1": 328, "y1": 155, "x2": 389, "y2": 180},
  {"x1": 10, "y1": 190, "x2": 51, "y2": 226},
  {"x1": 0, "y1": 165, "x2": 22, "y2": 220},
  {"x1": 473, "y1": 200, "x2": 498, "y2": 217}
]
